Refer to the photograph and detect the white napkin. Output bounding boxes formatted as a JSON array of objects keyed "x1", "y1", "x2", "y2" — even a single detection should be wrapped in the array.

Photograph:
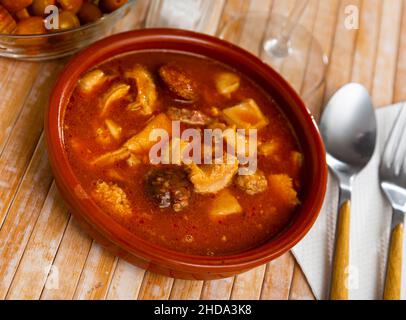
[{"x1": 292, "y1": 103, "x2": 406, "y2": 300}]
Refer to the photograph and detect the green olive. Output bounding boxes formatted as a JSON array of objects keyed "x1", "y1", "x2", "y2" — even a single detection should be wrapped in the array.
[
  {"x1": 0, "y1": 4, "x2": 17, "y2": 33},
  {"x1": 15, "y1": 8, "x2": 30, "y2": 19},
  {"x1": 0, "y1": 0, "x2": 33, "y2": 13},
  {"x1": 57, "y1": 0, "x2": 83, "y2": 14},
  {"x1": 77, "y1": 2, "x2": 101, "y2": 24},
  {"x1": 14, "y1": 16, "x2": 46, "y2": 34},
  {"x1": 57, "y1": 10, "x2": 80, "y2": 30},
  {"x1": 100, "y1": 0, "x2": 127, "y2": 13},
  {"x1": 31, "y1": 0, "x2": 56, "y2": 16}
]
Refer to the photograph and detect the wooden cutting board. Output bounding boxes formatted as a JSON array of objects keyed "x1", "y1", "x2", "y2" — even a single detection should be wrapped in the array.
[{"x1": 0, "y1": 0, "x2": 405, "y2": 300}]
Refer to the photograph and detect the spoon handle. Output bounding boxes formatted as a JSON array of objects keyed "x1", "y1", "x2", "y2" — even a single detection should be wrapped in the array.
[
  {"x1": 330, "y1": 200, "x2": 350, "y2": 300},
  {"x1": 384, "y1": 221, "x2": 403, "y2": 300}
]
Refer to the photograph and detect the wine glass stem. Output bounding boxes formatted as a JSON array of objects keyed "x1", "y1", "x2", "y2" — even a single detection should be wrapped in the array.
[
  {"x1": 266, "y1": 0, "x2": 309, "y2": 57},
  {"x1": 281, "y1": 0, "x2": 309, "y2": 40}
]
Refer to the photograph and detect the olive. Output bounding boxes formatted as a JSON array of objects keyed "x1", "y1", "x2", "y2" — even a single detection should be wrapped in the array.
[
  {"x1": 0, "y1": 4, "x2": 16, "y2": 33},
  {"x1": 57, "y1": 0, "x2": 83, "y2": 14},
  {"x1": 0, "y1": 0, "x2": 32, "y2": 13},
  {"x1": 15, "y1": 8, "x2": 30, "y2": 19},
  {"x1": 31, "y1": 0, "x2": 55, "y2": 16},
  {"x1": 14, "y1": 16, "x2": 46, "y2": 34},
  {"x1": 100, "y1": 0, "x2": 127, "y2": 13},
  {"x1": 57, "y1": 10, "x2": 80, "y2": 30},
  {"x1": 77, "y1": 2, "x2": 101, "y2": 24}
]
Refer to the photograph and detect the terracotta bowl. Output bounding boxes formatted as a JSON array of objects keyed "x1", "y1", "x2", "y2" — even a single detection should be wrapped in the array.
[{"x1": 45, "y1": 28, "x2": 327, "y2": 280}]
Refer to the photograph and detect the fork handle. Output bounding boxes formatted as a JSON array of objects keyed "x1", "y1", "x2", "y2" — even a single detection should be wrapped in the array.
[
  {"x1": 384, "y1": 223, "x2": 403, "y2": 300},
  {"x1": 330, "y1": 200, "x2": 350, "y2": 300}
]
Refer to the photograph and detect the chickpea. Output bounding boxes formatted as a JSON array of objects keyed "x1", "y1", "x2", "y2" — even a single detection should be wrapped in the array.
[
  {"x1": 14, "y1": 16, "x2": 46, "y2": 34},
  {"x1": 57, "y1": 10, "x2": 80, "y2": 30},
  {"x1": 0, "y1": 4, "x2": 16, "y2": 33},
  {"x1": 31, "y1": 0, "x2": 56, "y2": 16},
  {"x1": 57, "y1": 0, "x2": 83, "y2": 14},
  {"x1": 77, "y1": 2, "x2": 101, "y2": 24},
  {"x1": 15, "y1": 8, "x2": 30, "y2": 19},
  {"x1": 0, "y1": 0, "x2": 32, "y2": 13},
  {"x1": 100, "y1": 0, "x2": 127, "y2": 13}
]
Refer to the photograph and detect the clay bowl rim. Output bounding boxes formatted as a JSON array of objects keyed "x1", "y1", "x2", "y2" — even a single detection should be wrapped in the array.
[{"x1": 45, "y1": 28, "x2": 327, "y2": 274}]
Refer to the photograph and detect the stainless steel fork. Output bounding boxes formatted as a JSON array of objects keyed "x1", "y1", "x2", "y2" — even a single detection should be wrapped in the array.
[{"x1": 379, "y1": 104, "x2": 406, "y2": 300}]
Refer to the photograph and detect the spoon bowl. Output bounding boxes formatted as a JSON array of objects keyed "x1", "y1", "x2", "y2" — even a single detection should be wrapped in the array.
[
  {"x1": 320, "y1": 83, "x2": 377, "y2": 179},
  {"x1": 320, "y1": 83, "x2": 377, "y2": 300}
]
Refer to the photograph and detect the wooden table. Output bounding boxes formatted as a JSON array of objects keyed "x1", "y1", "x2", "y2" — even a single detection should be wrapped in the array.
[{"x1": 0, "y1": 0, "x2": 405, "y2": 300}]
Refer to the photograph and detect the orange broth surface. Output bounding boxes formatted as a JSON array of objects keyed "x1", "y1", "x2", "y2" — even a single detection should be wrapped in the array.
[{"x1": 63, "y1": 51, "x2": 304, "y2": 256}]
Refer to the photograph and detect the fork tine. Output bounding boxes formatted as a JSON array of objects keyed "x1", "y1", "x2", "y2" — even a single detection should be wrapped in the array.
[
  {"x1": 382, "y1": 105, "x2": 406, "y2": 170},
  {"x1": 393, "y1": 106, "x2": 406, "y2": 174},
  {"x1": 402, "y1": 150, "x2": 406, "y2": 177}
]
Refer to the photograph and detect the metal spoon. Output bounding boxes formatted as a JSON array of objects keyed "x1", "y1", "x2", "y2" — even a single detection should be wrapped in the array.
[{"x1": 320, "y1": 83, "x2": 377, "y2": 300}]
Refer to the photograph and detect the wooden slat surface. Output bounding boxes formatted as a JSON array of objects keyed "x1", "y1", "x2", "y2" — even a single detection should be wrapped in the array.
[{"x1": 0, "y1": 0, "x2": 404, "y2": 300}]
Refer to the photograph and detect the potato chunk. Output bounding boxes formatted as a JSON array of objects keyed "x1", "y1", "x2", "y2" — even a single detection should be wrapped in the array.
[
  {"x1": 223, "y1": 99, "x2": 269, "y2": 129},
  {"x1": 268, "y1": 174, "x2": 299, "y2": 207},
  {"x1": 125, "y1": 64, "x2": 157, "y2": 115},
  {"x1": 93, "y1": 181, "x2": 132, "y2": 217},
  {"x1": 235, "y1": 170, "x2": 268, "y2": 195},
  {"x1": 100, "y1": 82, "x2": 130, "y2": 116},
  {"x1": 124, "y1": 113, "x2": 172, "y2": 154},
  {"x1": 209, "y1": 189, "x2": 242, "y2": 218},
  {"x1": 78, "y1": 69, "x2": 108, "y2": 95},
  {"x1": 215, "y1": 72, "x2": 240, "y2": 97},
  {"x1": 188, "y1": 154, "x2": 238, "y2": 194}
]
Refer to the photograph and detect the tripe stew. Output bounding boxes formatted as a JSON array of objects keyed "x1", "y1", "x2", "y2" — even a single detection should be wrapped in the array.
[{"x1": 63, "y1": 51, "x2": 304, "y2": 256}]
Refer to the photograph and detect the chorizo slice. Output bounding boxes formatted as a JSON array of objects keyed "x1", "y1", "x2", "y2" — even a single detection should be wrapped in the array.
[{"x1": 159, "y1": 64, "x2": 199, "y2": 101}]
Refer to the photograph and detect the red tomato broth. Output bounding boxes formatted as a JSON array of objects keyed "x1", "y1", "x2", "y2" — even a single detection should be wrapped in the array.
[{"x1": 63, "y1": 51, "x2": 304, "y2": 256}]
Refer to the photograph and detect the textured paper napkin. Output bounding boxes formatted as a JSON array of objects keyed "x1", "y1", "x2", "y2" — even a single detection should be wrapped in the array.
[{"x1": 292, "y1": 103, "x2": 406, "y2": 300}]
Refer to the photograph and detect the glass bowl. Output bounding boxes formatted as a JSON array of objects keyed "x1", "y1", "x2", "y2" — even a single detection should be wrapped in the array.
[{"x1": 0, "y1": 0, "x2": 139, "y2": 61}]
